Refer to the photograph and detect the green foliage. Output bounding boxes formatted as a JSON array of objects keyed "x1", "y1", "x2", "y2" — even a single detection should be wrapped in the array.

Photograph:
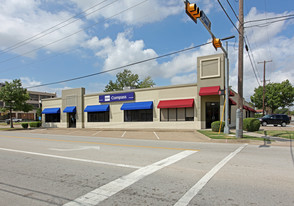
[
  {"x1": 36, "y1": 108, "x2": 42, "y2": 120},
  {"x1": 243, "y1": 118, "x2": 260, "y2": 132},
  {"x1": 21, "y1": 123, "x2": 28, "y2": 129},
  {"x1": 274, "y1": 108, "x2": 289, "y2": 114},
  {"x1": 251, "y1": 79, "x2": 294, "y2": 113},
  {"x1": 104, "y1": 69, "x2": 155, "y2": 92},
  {"x1": 254, "y1": 113, "x2": 263, "y2": 118},
  {"x1": 211, "y1": 121, "x2": 225, "y2": 132},
  {"x1": 0, "y1": 79, "x2": 31, "y2": 128},
  {"x1": 29, "y1": 121, "x2": 42, "y2": 128}
]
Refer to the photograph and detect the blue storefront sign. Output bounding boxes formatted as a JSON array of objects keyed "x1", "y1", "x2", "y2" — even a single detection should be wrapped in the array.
[{"x1": 99, "y1": 92, "x2": 135, "y2": 103}]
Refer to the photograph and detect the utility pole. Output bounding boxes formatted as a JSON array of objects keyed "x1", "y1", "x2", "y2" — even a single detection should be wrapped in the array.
[
  {"x1": 258, "y1": 60, "x2": 272, "y2": 116},
  {"x1": 236, "y1": 0, "x2": 244, "y2": 138}
]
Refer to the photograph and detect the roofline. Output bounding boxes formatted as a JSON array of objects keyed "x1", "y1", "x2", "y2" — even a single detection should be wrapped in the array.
[{"x1": 84, "y1": 83, "x2": 197, "y2": 97}]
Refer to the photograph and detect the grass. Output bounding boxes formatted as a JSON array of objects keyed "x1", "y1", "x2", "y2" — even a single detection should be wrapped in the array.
[
  {"x1": 256, "y1": 130, "x2": 294, "y2": 139},
  {"x1": 198, "y1": 130, "x2": 266, "y2": 141}
]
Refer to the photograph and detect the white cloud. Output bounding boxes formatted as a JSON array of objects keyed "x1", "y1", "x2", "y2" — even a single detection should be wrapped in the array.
[
  {"x1": 244, "y1": 7, "x2": 290, "y2": 44},
  {"x1": 0, "y1": 77, "x2": 70, "y2": 97},
  {"x1": 229, "y1": 8, "x2": 294, "y2": 102},
  {"x1": 84, "y1": 31, "x2": 221, "y2": 85},
  {"x1": 171, "y1": 73, "x2": 197, "y2": 85},
  {"x1": 84, "y1": 31, "x2": 158, "y2": 77},
  {"x1": 0, "y1": 0, "x2": 88, "y2": 57},
  {"x1": 70, "y1": 0, "x2": 182, "y2": 25}
]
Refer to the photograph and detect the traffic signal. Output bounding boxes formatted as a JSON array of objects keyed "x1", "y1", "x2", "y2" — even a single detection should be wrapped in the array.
[
  {"x1": 185, "y1": 1, "x2": 201, "y2": 23},
  {"x1": 212, "y1": 38, "x2": 222, "y2": 50}
]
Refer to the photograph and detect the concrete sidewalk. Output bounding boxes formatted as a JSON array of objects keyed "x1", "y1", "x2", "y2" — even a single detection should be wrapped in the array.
[
  {"x1": 1, "y1": 125, "x2": 292, "y2": 146},
  {"x1": 6, "y1": 127, "x2": 211, "y2": 143}
]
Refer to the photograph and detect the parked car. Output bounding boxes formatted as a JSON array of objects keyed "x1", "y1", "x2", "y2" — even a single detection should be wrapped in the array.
[
  {"x1": 259, "y1": 114, "x2": 290, "y2": 127},
  {"x1": 5, "y1": 118, "x2": 22, "y2": 124}
]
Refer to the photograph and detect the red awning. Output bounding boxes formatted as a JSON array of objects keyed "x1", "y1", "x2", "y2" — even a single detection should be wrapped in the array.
[
  {"x1": 229, "y1": 98, "x2": 237, "y2": 105},
  {"x1": 199, "y1": 86, "x2": 220, "y2": 96},
  {"x1": 157, "y1": 99, "x2": 194, "y2": 108},
  {"x1": 229, "y1": 90, "x2": 235, "y2": 96},
  {"x1": 243, "y1": 105, "x2": 249, "y2": 110},
  {"x1": 248, "y1": 107, "x2": 256, "y2": 112}
]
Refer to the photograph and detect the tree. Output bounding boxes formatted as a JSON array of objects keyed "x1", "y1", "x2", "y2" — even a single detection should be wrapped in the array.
[
  {"x1": 0, "y1": 79, "x2": 31, "y2": 128},
  {"x1": 251, "y1": 79, "x2": 294, "y2": 114},
  {"x1": 274, "y1": 108, "x2": 289, "y2": 115},
  {"x1": 22, "y1": 103, "x2": 34, "y2": 121},
  {"x1": 104, "y1": 69, "x2": 155, "y2": 92},
  {"x1": 36, "y1": 107, "x2": 42, "y2": 121}
]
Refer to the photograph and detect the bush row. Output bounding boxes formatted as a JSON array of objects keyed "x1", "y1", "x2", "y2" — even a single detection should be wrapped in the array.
[
  {"x1": 21, "y1": 122, "x2": 42, "y2": 129},
  {"x1": 211, "y1": 118, "x2": 260, "y2": 132},
  {"x1": 211, "y1": 121, "x2": 225, "y2": 132},
  {"x1": 243, "y1": 118, "x2": 260, "y2": 132}
]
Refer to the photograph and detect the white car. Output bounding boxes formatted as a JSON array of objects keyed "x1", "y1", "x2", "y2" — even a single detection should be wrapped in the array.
[{"x1": 5, "y1": 118, "x2": 22, "y2": 123}]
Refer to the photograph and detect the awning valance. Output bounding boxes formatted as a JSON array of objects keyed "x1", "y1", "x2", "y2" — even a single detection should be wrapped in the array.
[
  {"x1": 229, "y1": 98, "x2": 237, "y2": 105},
  {"x1": 84, "y1": 105, "x2": 109, "y2": 112},
  {"x1": 199, "y1": 86, "x2": 220, "y2": 96},
  {"x1": 42, "y1": 108, "x2": 60, "y2": 114},
  {"x1": 63, "y1": 106, "x2": 76, "y2": 113},
  {"x1": 157, "y1": 99, "x2": 194, "y2": 109},
  {"x1": 121, "y1": 101, "x2": 153, "y2": 110}
]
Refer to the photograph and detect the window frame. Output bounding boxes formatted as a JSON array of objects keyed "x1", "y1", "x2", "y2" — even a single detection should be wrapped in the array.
[{"x1": 160, "y1": 107, "x2": 194, "y2": 122}]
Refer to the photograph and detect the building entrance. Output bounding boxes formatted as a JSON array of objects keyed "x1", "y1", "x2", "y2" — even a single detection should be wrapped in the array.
[
  {"x1": 206, "y1": 102, "x2": 220, "y2": 128},
  {"x1": 68, "y1": 113, "x2": 76, "y2": 128}
]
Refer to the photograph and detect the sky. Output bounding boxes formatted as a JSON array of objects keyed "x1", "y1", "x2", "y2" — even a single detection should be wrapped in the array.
[{"x1": 0, "y1": 0, "x2": 293, "y2": 102}]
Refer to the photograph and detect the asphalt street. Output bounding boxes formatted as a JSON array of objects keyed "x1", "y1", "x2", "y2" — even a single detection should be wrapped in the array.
[{"x1": 0, "y1": 130, "x2": 293, "y2": 206}]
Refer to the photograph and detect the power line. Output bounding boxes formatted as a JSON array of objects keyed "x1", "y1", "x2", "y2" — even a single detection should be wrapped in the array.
[
  {"x1": 0, "y1": 0, "x2": 149, "y2": 65},
  {"x1": 244, "y1": 35, "x2": 262, "y2": 84},
  {"x1": 244, "y1": 16, "x2": 294, "y2": 28},
  {"x1": 0, "y1": 0, "x2": 113, "y2": 56},
  {"x1": 226, "y1": 0, "x2": 239, "y2": 21},
  {"x1": 25, "y1": 42, "x2": 211, "y2": 89},
  {"x1": 217, "y1": 0, "x2": 241, "y2": 35},
  {"x1": 218, "y1": 0, "x2": 261, "y2": 86},
  {"x1": 244, "y1": 14, "x2": 294, "y2": 24}
]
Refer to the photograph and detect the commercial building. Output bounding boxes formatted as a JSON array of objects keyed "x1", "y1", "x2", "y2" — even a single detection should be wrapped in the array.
[
  {"x1": 0, "y1": 83, "x2": 56, "y2": 120},
  {"x1": 42, "y1": 54, "x2": 256, "y2": 130}
]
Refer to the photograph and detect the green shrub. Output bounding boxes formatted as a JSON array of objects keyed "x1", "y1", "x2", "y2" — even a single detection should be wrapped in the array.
[
  {"x1": 254, "y1": 113, "x2": 263, "y2": 118},
  {"x1": 211, "y1": 121, "x2": 225, "y2": 132},
  {"x1": 29, "y1": 121, "x2": 42, "y2": 128},
  {"x1": 21, "y1": 123, "x2": 28, "y2": 129},
  {"x1": 243, "y1": 118, "x2": 260, "y2": 132}
]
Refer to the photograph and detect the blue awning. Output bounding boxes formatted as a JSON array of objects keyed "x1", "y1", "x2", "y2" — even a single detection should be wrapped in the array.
[
  {"x1": 63, "y1": 106, "x2": 76, "y2": 113},
  {"x1": 84, "y1": 105, "x2": 109, "y2": 112},
  {"x1": 121, "y1": 101, "x2": 153, "y2": 110},
  {"x1": 42, "y1": 108, "x2": 60, "y2": 114}
]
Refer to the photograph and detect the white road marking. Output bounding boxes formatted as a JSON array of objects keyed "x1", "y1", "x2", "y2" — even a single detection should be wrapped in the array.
[
  {"x1": 121, "y1": 131, "x2": 126, "y2": 138},
  {"x1": 153, "y1": 131, "x2": 160, "y2": 140},
  {"x1": 174, "y1": 144, "x2": 248, "y2": 206},
  {"x1": 0, "y1": 147, "x2": 140, "y2": 169},
  {"x1": 49, "y1": 146, "x2": 100, "y2": 152},
  {"x1": 92, "y1": 131, "x2": 101, "y2": 136},
  {"x1": 63, "y1": 150, "x2": 197, "y2": 206}
]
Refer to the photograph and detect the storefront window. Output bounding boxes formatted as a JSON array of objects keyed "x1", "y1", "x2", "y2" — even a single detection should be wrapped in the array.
[
  {"x1": 87, "y1": 111, "x2": 109, "y2": 122},
  {"x1": 45, "y1": 114, "x2": 60, "y2": 122},
  {"x1": 160, "y1": 108, "x2": 194, "y2": 121},
  {"x1": 124, "y1": 109, "x2": 153, "y2": 122}
]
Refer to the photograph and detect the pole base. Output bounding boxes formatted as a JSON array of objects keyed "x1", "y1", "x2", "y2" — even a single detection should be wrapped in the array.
[{"x1": 224, "y1": 126, "x2": 230, "y2": 134}]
